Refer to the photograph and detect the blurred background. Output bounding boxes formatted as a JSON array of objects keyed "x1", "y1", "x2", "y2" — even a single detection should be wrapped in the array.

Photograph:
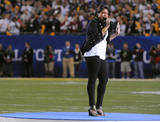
[{"x1": 0, "y1": 0, "x2": 160, "y2": 78}]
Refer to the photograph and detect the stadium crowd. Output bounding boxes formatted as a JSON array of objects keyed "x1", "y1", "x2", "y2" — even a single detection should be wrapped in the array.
[{"x1": 0, "y1": 0, "x2": 159, "y2": 36}]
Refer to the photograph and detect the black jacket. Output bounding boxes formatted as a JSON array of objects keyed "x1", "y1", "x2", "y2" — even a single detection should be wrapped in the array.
[
  {"x1": 80, "y1": 18, "x2": 111, "y2": 55},
  {"x1": 120, "y1": 49, "x2": 132, "y2": 62},
  {"x1": 133, "y1": 48, "x2": 144, "y2": 61},
  {"x1": 0, "y1": 49, "x2": 5, "y2": 65},
  {"x1": 22, "y1": 48, "x2": 33, "y2": 64},
  {"x1": 74, "y1": 49, "x2": 82, "y2": 63},
  {"x1": 5, "y1": 49, "x2": 14, "y2": 64}
]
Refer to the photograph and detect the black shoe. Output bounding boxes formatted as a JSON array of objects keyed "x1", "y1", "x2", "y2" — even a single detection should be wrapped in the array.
[
  {"x1": 97, "y1": 107, "x2": 106, "y2": 116},
  {"x1": 88, "y1": 105, "x2": 98, "y2": 116}
]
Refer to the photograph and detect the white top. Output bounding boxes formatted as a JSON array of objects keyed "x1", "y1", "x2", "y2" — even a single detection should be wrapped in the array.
[
  {"x1": 0, "y1": 19, "x2": 10, "y2": 32},
  {"x1": 84, "y1": 31, "x2": 108, "y2": 60},
  {"x1": 9, "y1": 21, "x2": 20, "y2": 35}
]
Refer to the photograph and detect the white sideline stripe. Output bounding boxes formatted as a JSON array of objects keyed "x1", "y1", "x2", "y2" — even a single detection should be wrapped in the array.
[
  {"x1": 0, "y1": 78, "x2": 160, "y2": 82},
  {"x1": 0, "y1": 117, "x2": 159, "y2": 122},
  {"x1": 0, "y1": 117, "x2": 111, "y2": 122}
]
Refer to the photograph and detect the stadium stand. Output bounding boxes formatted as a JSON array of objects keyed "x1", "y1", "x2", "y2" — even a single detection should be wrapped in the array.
[{"x1": 0, "y1": 0, "x2": 159, "y2": 35}]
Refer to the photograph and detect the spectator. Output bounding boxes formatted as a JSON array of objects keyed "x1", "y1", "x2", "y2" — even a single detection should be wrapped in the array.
[
  {"x1": 143, "y1": 14, "x2": 153, "y2": 36},
  {"x1": 106, "y1": 43, "x2": 116, "y2": 78},
  {"x1": 0, "y1": 14, "x2": 10, "y2": 35},
  {"x1": 20, "y1": 9, "x2": 31, "y2": 24},
  {"x1": 120, "y1": 42, "x2": 132, "y2": 78},
  {"x1": 22, "y1": 42, "x2": 33, "y2": 77},
  {"x1": 26, "y1": 14, "x2": 39, "y2": 33},
  {"x1": 149, "y1": 45, "x2": 157, "y2": 78},
  {"x1": 21, "y1": 0, "x2": 33, "y2": 13},
  {"x1": 40, "y1": 14, "x2": 50, "y2": 33},
  {"x1": 155, "y1": 44, "x2": 160, "y2": 78},
  {"x1": 133, "y1": 43, "x2": 144, "y2": 78},
  {"x1": 8, "y1": 17, "x2": 20, "y2": 35},
  {"x1": 68, "y1": 14, "x2": 79, "y2": 32},
  {"x1": 74, "y1": 43, "x2": 82, "y2": 77},
  {"x1": 135, "y1": 18, "x2": 143, "y2": 35},
  {"x1": 152, "y1": 13, "x2": 160, "y2": 34},
  {"x1": 4, "y1": 44, "x2": 14, "y2": 77},
  {"x1": 47, "y1": 15, "x2": 60, "y2": 33},
  {"x1": 62, "y1": 40, "x2": 74, "y2": 78},
  {"x1": 44, "y1": 45, "x2": 54, "y2": 77},
  {"x1": 0, "y1": 43, "x2": 5, "y2": 77},
  {"x1": 119, "y1": 19, "x2": 126, "y2": 36}
]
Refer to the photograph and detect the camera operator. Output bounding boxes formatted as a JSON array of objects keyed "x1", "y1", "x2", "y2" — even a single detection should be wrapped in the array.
[
  {"x1": 81, "y1": 5, "x2": 120, "y2": 116},
  {"x1": 4, "y1": 44, "x2": 14, "y2": 77},
  {"x1": 22, "y1": 42, "x2": 33, "y2": 77},
  {"x1": 44, "y1": 45, "x2": 54, "y2": 77},
  {"x1": 0, "y1": 43, "x2": 5, "y2": 77},
  {"x1": 133, "y1": 43, "x2": 144, "y2": 78},
  {"x1": 149, "y1": 46, "x2": 157, "y2": 78}
]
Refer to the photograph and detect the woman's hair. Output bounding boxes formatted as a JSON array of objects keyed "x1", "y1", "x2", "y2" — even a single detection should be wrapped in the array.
[{"x1": 98, "y1": 5, "x2": 110, "y2": 15}]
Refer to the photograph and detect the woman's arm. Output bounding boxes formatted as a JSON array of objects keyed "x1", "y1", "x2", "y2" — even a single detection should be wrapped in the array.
[{"x1": 110, "y1": 22, "x2": 120, "y2": 41}]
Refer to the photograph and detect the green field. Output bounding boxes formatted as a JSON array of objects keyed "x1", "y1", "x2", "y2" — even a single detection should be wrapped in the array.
[{"x1": 0, "y1": 78, "x2": 160, "y2": 114}]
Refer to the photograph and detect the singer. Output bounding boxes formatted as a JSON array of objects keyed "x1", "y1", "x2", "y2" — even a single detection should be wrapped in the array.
[{"x1": 81, "y1": 5, "x2": 120, "y2": 116}]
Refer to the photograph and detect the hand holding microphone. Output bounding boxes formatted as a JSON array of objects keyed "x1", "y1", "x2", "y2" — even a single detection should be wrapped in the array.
[
  {"x1": 102, "y1": 18, "x2": 110, "y2": 36},
  {"x1": 105, "y1": 18, "x2": 111, "y2": 25}
]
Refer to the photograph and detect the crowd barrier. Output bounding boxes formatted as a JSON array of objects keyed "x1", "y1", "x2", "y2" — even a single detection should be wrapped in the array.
[{"x1": 0, "y1": 35, "x2": 160, "y2": 78}]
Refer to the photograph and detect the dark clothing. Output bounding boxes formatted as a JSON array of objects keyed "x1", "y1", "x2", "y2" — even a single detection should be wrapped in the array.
[
  {"x1": 74, "y1": 64, "x2": 81, "y2": 77},
  {"x1": 22, "y1": 47, "x2": 33, "y2": 77},
  {"x1": 22, "y1": 48, "x2": 33, "y2": 64},
  {"x1": 85, "y1": 56, "x2": 108, "y2": 108},
  {"x1": 74, "y1": 49, "x2": 82, "y2": 77},
  {"x1": 0, "y1": 49, "x2": 5, "y2": 76},
  {"x1": 107, "y1": 61, "x2": 115, "y2": 78},
  {"x1": 4, "y1": 49, "x2": 14, "y2": 64},
  {"x1": 120, "y1": 49, "x2": 132, "y2": 62},
  {"x1": 62, "y1": 47, "x2": 74, "y2": 58},
  {"x1": 41, "y1": 20, "x2": 50, "y2": 32},
  {"x1": 23, "y1": 63, "x2": 33, "y2": 77},
  {"x1": 149, "y1": 50, "x2": 157, "y2": 64},
  {"x1": 48, "y1": 18, "x2": 60, "y2": 32},
  {"x1": 0, "y1": 49, "x2": 5, "y2": 66},
  {"x1": 44, "y1": 48, "x2": 54, "y2": 77},
  {"x1": 74, "y1": 49, "x2": 82, "y2": 63},
  {"x1": 106, "y1": 48, "x2": 116, "y2": 61},
  {"x1": 133, "y1": 47, "x2": 144, "y2": 78},
  {"x1": 149, "y1": 49, "x2": 157, "y2": 77},
  {"x1": 44, "y1": 48, "x2": 54, "y2": 63},
  {"x1": 150, "y1": 48, "x2": 160, "y2": 78},
  {"x1": 27, "y1": 18, "x2": 40, "y2": 33},
  {"x1": 80, "y1": 18, "x2": 111, "y2": 55},
  {"x1": 133, "y1": 48, "x2": 144, "y2": 61},
  {"x1": 4, "y1": 49, "x2": 14, "y2": 77},
  {"x1": 106, "y1": 47, "x2": 116, "y2": 78}
]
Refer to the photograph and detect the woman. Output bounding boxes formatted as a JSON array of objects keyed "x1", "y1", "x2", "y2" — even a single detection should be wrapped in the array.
[{"x1": 81, "y1": 5, "x2": 120, "y2": 116}]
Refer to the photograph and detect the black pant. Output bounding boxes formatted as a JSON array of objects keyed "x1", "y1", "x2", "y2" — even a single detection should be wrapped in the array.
[
  {"x1": 23, "y1": 63, "x2": 33, "y2": 77},
  {"x1": 4, "y1": 63, "x2": 13, "y2": 77},
  {"x1": 74, "y1": 63, "x2": 80, "y2": 77},
  {"x1": 85, "y1": 56, "x2": 108, "y2": 108}
]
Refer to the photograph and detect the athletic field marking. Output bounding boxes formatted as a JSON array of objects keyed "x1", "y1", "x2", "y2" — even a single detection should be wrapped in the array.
[{"x1": 132, "y1": 91, "x2": 160, "y2": 95}]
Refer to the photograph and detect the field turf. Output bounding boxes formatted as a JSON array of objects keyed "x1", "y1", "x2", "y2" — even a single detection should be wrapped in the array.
[{"x1": 0, "y1": 78, "x2": 159, "y2": 114}]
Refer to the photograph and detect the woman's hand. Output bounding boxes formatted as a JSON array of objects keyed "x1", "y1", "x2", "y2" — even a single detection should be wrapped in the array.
[
  {"x1": 109, "y1": 22, "x2": 120, "y2": 41},
  {"x1": 102, "y1": 18, "x2": 110, "y2": 36}
]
